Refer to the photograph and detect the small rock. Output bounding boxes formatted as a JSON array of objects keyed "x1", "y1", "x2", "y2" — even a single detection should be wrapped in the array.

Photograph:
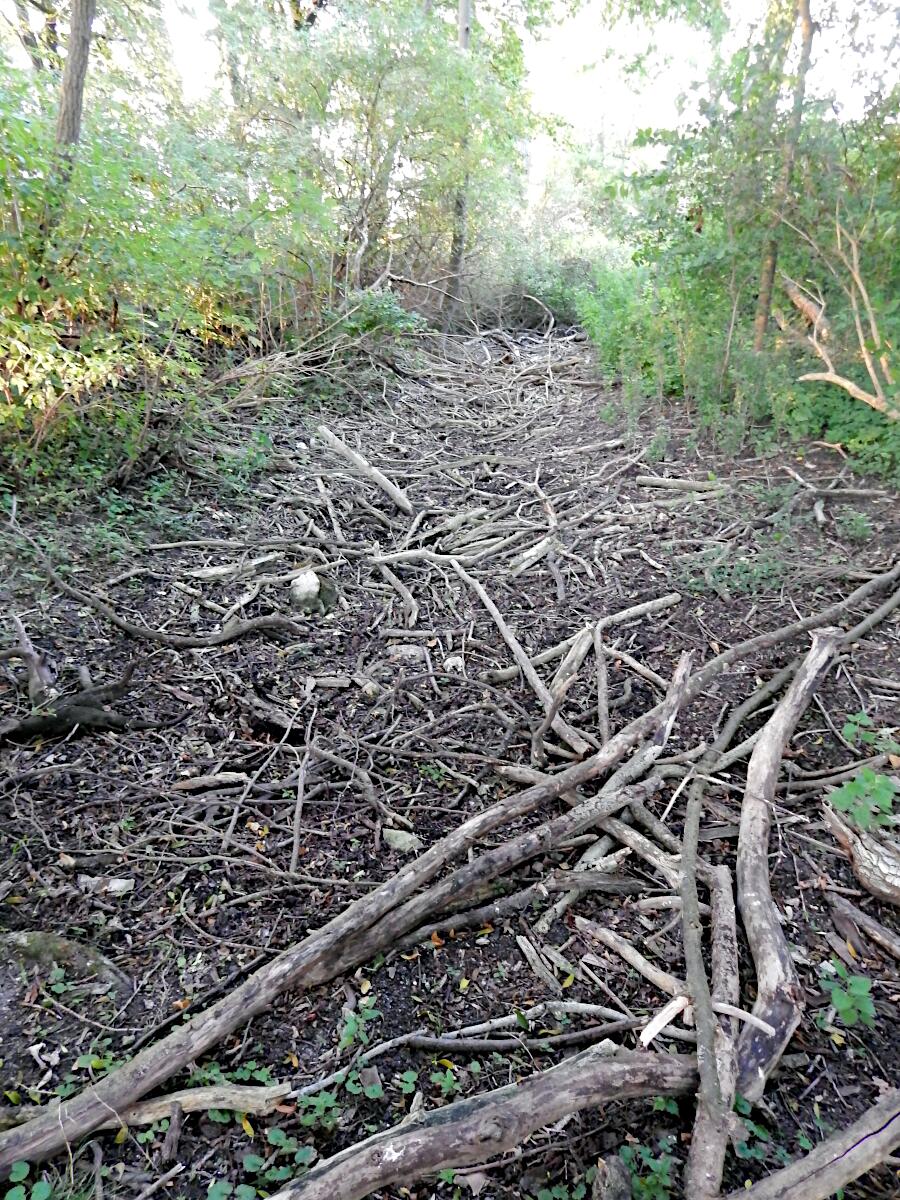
[
  {"x1": 290, "y1": 570, "x2": 321, "y2": 612},
  {"x1": 387, "y1": 644, "x2": 426, "y2": 663},
  {"x1": 77, "y1": 875, "x2": 135, "y2": 897},
  {"x1": 383, "y1": 828, "x2": 424, "y2": 854}
]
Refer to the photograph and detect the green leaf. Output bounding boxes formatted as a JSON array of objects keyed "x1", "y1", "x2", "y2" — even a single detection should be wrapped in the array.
[
  {"x1": 267, "y1": 1127, "x2": 288, "y2": 1147},
  {"x1": 8, "y1": 1166, "x2": 29, "y2": 1184},
  {"x1": 31, "y1": 1182, "x2": 52, "y2": 1200},
  {"x1": 4, "y1": 1187, "x2": 27, "y2": 1200},
  {"x1": 242, "y1": 1154, "x2": 265, "y2": 1173}
]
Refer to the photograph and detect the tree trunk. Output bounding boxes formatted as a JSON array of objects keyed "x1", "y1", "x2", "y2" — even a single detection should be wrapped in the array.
[
  {"x1": 752, "y1": 0, "x2": 816, "y2": 351},
  {"x1": 442, "y1": 0, "x2": 473, "y2": 333},
  {"x1": 37, "y1": 0, "x2": 95, "y2": 262},
  {"x1": 55, "y1": 0, "x2": 96, "y2": 151}
]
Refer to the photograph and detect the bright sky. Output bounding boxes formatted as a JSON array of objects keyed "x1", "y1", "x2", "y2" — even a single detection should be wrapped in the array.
[
  {"x1": 162, "y1": 0, "x2": 220, "y2": 103},
  {"x1": 6, "y1": 0, "x2": 896, "y2": 150}
]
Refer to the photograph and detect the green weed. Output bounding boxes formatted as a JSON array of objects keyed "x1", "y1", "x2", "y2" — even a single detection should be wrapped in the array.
[
  {"x1": 828, "y1": 768, "x2": 897, "y2": 831},
  {"x1": 4, "y1": 1161, "x2": 53, "y2": 1200},
  {"x1": 818, "y1": 959, "x2": 875, "y2": 1028},
  {"x1": 619, "y1": 1137, "x2": 675, "y2": 1200},
  {"x1": 337, "y1": 994, "x2": 382, "y2": 1051},
  {"x1": 834, "y1": 508, "x2": 874, "y2": 543}
]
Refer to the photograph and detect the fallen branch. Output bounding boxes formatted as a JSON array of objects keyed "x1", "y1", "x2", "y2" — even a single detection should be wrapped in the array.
[
  {"x1": 5, "y1": 563, "x2": 899, "y2": 1167},
  {"x1": 576, "y1": 916, "x2": 685, "y2": 996},
  {"x1": 0, "y1": 664, "x2": 140, "y2": 744},
  {"x1": 452, "y1": 557, "x2": 595, "y2": 756},
  {"x1": 0, "y1": 659, "x2": 692, "y2": 1168},
  {"x1": 827, "y1": 893, "x2": 900, "y2": 962},
  {"x1": 316, "y1": 424, "x2": 414, "y2": 514},
  {"x1": 484, "y1": 593, "x2": 682, "y2": 683},
  {"x1": 721, "y1": 1088, "x2": 900, "y2": 1200},
  {"x1": 736, "y1": 629, "x2": 842, "y2": 1101},
  {"x1": 0, "y1": 1084, "x2": 291, "y2": 1132},
  {"x1": 634, "y1": 476, "x2": 727, "y2": 492},
  {"x1": 268, "y1": 1045, "x2": 698, "y2": 1200}
]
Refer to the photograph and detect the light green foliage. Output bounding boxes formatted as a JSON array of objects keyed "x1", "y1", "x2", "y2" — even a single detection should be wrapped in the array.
[
  {"x1": 207, "y1": 1183, "x2": 257, "y2": 1200},
  {"x1": 818, "y1": 959, "x2": 876, "y2": 1029},
  {"x1": 429, "y1": 1066, "x2": 461, "y2": 1096},
  {"x1": 619, "y1": 1137, "x2": 675, "y2": 1200},
  {"x1": 394, "y1": 1069, "x2": 420, "y2": 1094},
  {"x1": 678, "y1": 539, "x2": 789, "y2": 598},
  {"x1": 297, "y1": 1090, "x2": 342, "y2": 1131},
  {"x1": 828, "y1": 768, "x2": 897, "y2": 831},
  {"x1": 0, "y1": 0, "x2": 537, "y2": 486},
  {"x1": 834, "y1": 509, "x2": 874, "y2": 543},
  {"x1": 731, "y1": 1095, "x2": 790, "y2": 1165},
  {"x1": 525, "y1": 7, "x2": 900, "y2": 478},
  {"x1": 338, "y1": 994, "x2": 382, "y2": 1051},
  {"x1": 842, "y1": 712, "x2": 900, "y2": 756},
  {"x1": 135, "y1": 1118, "x2": 170, "y2": 1146},
  {"x1": 4, "y1": 1162, "x2": 53, "y2": 1200},
  {"x1": 533, "y1": 1180, "x2": 589, "y2": 1200},
  {"x1": 333, "y1": 291, "x2": 426, "y2": 340},
  {"x1": 189, "y1": 1059, "x2": 275, "y2": 1088},
  {"x1": 343, "y1": 1069, "x2": 384, "y2": 1100}
]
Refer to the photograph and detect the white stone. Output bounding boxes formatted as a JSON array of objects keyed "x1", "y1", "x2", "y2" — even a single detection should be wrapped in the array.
[{"x1": 290, "y1": 570, "x2": 321, "y2": 606}]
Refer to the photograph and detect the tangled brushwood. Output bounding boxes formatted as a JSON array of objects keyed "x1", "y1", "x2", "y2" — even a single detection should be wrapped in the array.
[{"x1": 1, "y1": 334, "x2": 900, "y2": 1200}]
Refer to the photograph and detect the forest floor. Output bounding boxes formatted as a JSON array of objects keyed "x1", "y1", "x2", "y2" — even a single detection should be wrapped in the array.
[{"x1": 2, "y1": 330, "x2": 900, "y2": 1200}]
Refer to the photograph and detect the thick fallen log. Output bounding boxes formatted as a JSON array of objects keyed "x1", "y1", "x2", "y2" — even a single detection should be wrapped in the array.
[
  {"x1": 721, "y1": 1088, "x2": 900, "y2": 1200},
  {"x1": 268, "y1": 1045, "x2": 698, "y2": 1200},
  {"x1": 736, "y1": 629, "x2": 842, "y2": 1101},
  {"x1": 823, "y1": 805, "x2": 900, "y2": 905}
]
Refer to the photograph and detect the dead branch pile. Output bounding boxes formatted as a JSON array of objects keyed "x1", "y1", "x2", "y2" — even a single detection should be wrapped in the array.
[{"x1": 2, "y1": 331, "x2": 899, "y2": 1200}]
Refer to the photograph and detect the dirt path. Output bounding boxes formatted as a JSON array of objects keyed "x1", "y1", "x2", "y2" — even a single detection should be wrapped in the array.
[{"x1": 2, "y1": 331, "x2": 900, "y2": 1199}]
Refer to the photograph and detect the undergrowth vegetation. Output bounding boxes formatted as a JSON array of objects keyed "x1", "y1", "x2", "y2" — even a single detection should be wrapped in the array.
[
  {"x1": 518, "y1": 8, "x2": 900, "y2": 480},
  {"x1": 0, "y1": 0, "x2": 539, "y2": 495}
]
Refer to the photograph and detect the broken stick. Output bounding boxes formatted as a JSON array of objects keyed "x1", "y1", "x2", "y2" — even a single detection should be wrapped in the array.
[
  {"x1": 316, "y1": 424, "x2": 414, "y2": 515},
  {"x1": 736, "y1": 628, "x2": 842, "y2": 1101}
]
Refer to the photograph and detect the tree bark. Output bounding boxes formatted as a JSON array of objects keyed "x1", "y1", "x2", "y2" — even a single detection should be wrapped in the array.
[
  {"x1": 38, "y1": 0, "x2": 96, "y2": 257},
  {"x1": 442, "y1": 0, "x2": 472, "y2": 332},
  {"x1": 752, "y1": 0, "x2": 816, "y2": 351},
  {"x1": 55, "y1": 0, "x2": 96, "y2": 150},
  {"x1": 268, "y1": 1047, "x2": 697, "y2": 1200}
]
